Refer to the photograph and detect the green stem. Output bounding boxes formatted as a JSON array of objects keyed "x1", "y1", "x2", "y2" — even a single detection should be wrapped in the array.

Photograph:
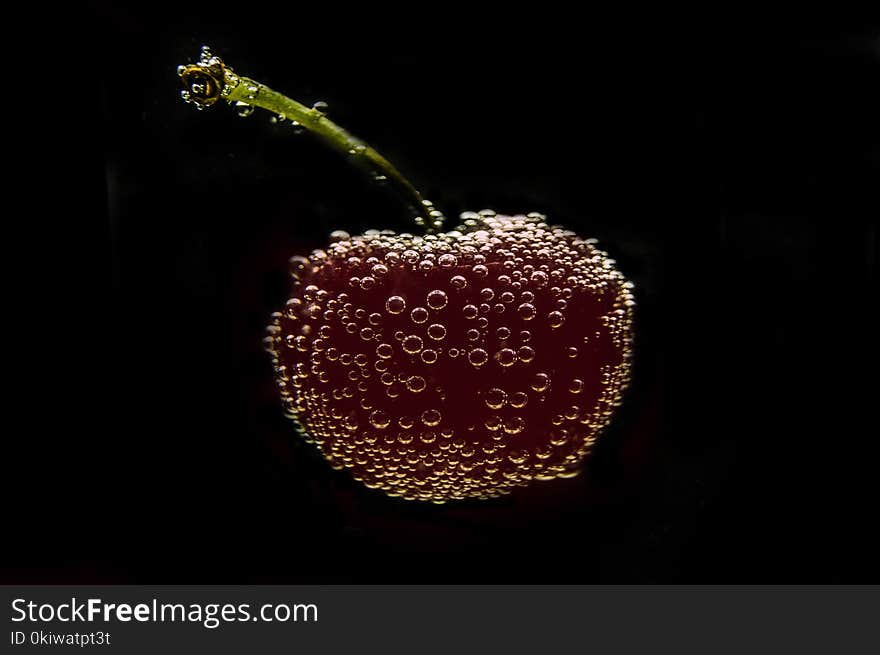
[{"x1": 177, "y1": 46, "x2": 444, "y2": 232}]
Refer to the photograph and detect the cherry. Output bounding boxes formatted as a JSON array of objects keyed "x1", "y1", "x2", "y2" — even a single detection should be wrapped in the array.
[{"x1": 179, "y1": 47, "x2": 635, "y2": 503}]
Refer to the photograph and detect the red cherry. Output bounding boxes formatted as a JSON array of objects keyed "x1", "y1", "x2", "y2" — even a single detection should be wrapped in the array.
[
  {"x1": 265, "y1": 210, "x2": 635, "y2": 503},
  {"x1": 175, "y1": 49, "x2": 636, "y2": 502}
]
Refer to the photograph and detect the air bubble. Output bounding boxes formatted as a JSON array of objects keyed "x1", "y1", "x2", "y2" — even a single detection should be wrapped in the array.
[
  {"x1": 385, "y1": 296, "x2": 406, "y2": 314},
  {"x1": 421, "y1": 409, "x2": 442, "y2": 426},
  {"x1": 531, "y1": 373, "x2": 551, "y2": 392},
  {"x1": 427, "y1": 324, "x2": 447, "y2": 340},
  {"x1": 406, "y1": 376, "x2": 427, "y2": 393},
  {"x1": 376, "y1": 343, "x2": 393, "y2": 359},
  {"x1": 510, "y1": 392, "x2": 528, "y2": 408},
  {"x1": 550, "y1": 429, "x2": 569, "y2": 446},
  {"x1": 410, "y1": 307, "x2": 429, "y2": 324},
  {"x1": 438, "y1": 254, "x2": 457, "y2": 268},
  {"x1": 518, "y1": 303, "x2": 536, "y2": 320},
  {"x1": 530, "y1": 271, "x2": 548, "y2": 287},
  {"x1": 496, "y1": 348, "x2": 517, "y2": 367},
  {"x1": 450, "y1": 275, "x2": 467, "y2": 290},
  {"x1": 370, "y1": 409, "x2": 390, "y2": 429},
  {"x1": 468, "y1": 348, "x2": 488, "y2": 367},
  {"x1": 426, "y1": 290, "x2": 448, "y2": 310},
  {"x1": 516, "y1": 346, "x2": 535, "y2": 363},
  {"x1": 402, "y1": 335, "x2": 424, "y2": 354},
  {"x1": 235, "y1": 102, "x2": 254, "y2": 117},
  {"x1": 484, "y1": 388, "x2": 508, "y2": 410},
  {"x1": 548, "y1": 311, "x2": 565, "y2": 328},
  {"x1": 502, "y1": 416, "x2": 525, "y2": 435}
]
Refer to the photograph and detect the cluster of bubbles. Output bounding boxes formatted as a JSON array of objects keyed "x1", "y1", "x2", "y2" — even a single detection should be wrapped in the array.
[
  {"x1": 265, "y1": 211, "x2": 635, "y2": 502},
  {"x1": 177, "y1": 45, "x2": 243, "y2": 110}
]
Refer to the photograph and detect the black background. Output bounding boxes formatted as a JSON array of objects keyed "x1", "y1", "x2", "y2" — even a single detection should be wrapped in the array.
[{"x1": 4, "y1": 9, "x2": 877, "y2": 582}]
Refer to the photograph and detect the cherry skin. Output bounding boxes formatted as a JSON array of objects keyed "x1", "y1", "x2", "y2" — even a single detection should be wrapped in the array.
[{"x1": 265, "y1": 210, "x2": 635, "y2": 503}]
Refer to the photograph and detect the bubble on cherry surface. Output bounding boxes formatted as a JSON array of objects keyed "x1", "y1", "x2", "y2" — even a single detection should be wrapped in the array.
[
  {"x1": 421, "y1": 409, "x2": 442, "y2": 427},
  {"x1": 370, "y1": 409, "x2": 390, "y2": 429},
  {"x1": 531, "y1": 373, "x2": 551, "y2": 392},
  {"x1": 450, "y1": 275, "x2": 467, "y2": 290},
  {"x1": 510, "y1": 392, "x2": 529, "y2": 408},
  {"x1": 406, "y1": 376, "x2": 427, "y2": 393},
  {"x1": 426, "y1": 289, "x2": 448, "y2": 310},
  {"x1": 518, "y1": 303, "x2": 536, "y2": 320},
  {"x1": 468, "y1": 348, "x2": 489, "y2": 367},
  {"x1": 495, "y1": 348, "x2": 517, "y2": 367},
  {"x1": 438, "y1": 253, "x2": 457, "y2": 268},
  {"x1": 385, "y1": 295, "x2": 406, "y2": 314},
  {"x1": 410, "y1": 307, "x2": 429, "y2": 324},
  {"x1": 402, "y1": 335, "x2": 424, "y2": 354},
  {"x1": 484, "y1": 388, "x2": 507, "y2": 410}
]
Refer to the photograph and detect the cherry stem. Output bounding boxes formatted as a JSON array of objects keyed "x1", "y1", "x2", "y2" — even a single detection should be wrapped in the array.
[{"x1": 177, "y1": 46, "x2": 444, "y2": 233}]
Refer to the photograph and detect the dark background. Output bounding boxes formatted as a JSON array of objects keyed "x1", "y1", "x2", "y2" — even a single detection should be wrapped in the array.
[{"x1": 3, "y1": 9, "x2": 877, "y2": 582}]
